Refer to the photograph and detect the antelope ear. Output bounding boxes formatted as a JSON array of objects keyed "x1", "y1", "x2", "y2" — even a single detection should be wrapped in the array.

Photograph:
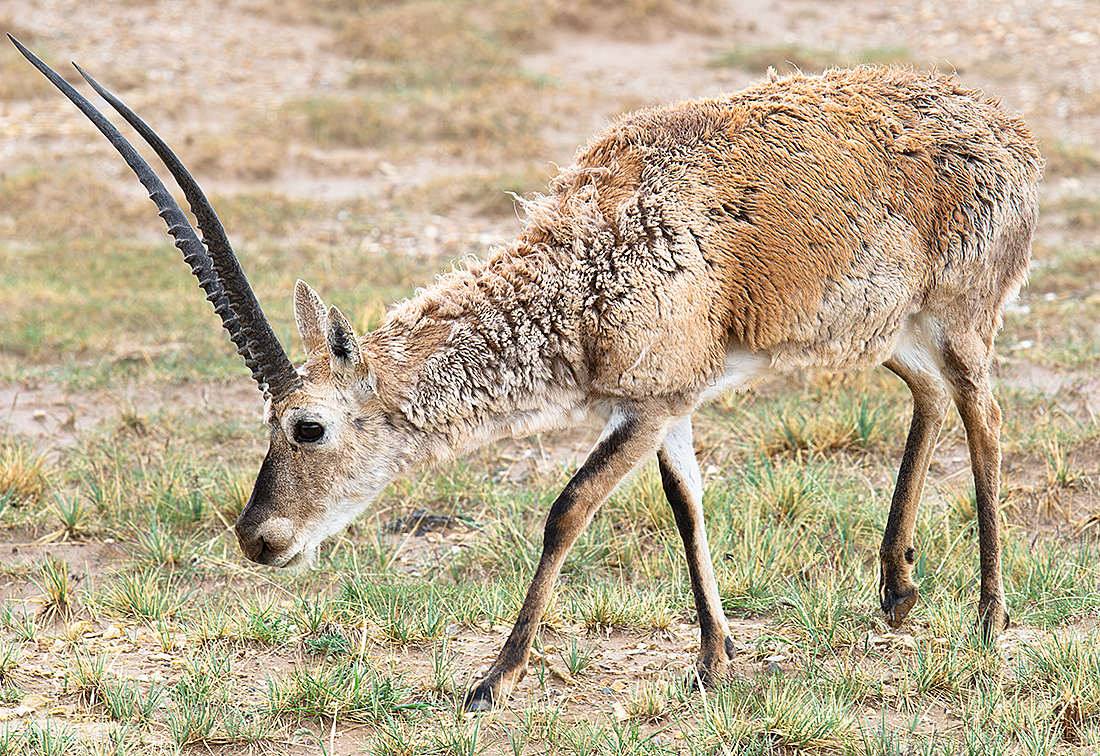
[
  {"x1": 294, "y1": 280, "x2": 328, "y2": 358},
  {"x1": 326, "y1": 305, "x2": 364, "y2": 375}
]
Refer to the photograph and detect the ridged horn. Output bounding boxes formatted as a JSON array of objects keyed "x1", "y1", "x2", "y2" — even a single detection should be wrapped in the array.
[{"x1": 9, "y1": 35, "x2": 302, "y2": 404}]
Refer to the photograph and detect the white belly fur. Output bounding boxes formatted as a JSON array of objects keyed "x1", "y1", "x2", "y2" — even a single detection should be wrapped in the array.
[{"x1": 698, "y1": 348, "x2": 774, "y2": 405}]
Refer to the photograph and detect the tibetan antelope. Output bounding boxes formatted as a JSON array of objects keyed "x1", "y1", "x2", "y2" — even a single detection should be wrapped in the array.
[{"x1": 14, "y1": 35, "x2": 1041, "y2": 710}]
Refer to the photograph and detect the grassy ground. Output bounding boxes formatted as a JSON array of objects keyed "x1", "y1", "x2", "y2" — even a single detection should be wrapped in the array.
[{"x1": 3, "y1": 0, "x2": 1100, "y2": 754}]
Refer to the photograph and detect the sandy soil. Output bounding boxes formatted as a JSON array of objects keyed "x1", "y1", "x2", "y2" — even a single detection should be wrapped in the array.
[
  {"x1": 3, "y1": 0, "x2": 1099, "y2": 441},
  {"x1": 2, "y1": 0, "x2": 1100, "y2": 752}
]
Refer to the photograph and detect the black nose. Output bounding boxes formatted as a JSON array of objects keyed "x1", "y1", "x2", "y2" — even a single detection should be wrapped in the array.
[
  {"x1": 235, "y1": 445, "x2": 288, "y2": 564},
  {"x1": 234, "y1": 516, "x2": 267, "y2": 563}
]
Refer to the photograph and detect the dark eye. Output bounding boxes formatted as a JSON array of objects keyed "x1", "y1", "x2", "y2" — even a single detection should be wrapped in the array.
[{"x1": 294, "y1": 421, "x2": 325, "y2": 443}]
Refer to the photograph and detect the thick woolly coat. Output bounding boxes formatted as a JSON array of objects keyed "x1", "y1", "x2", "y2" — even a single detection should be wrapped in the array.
[{"x1": 352, "y1": 67, "x2": 1040, "y2": 459}]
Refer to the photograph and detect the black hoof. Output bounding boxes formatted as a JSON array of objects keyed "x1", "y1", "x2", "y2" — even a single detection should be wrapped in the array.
[
  {"x1": 685, "y1": 638, "x2": 735, "y2": 691},
  {"x1": 463, "y1": 680, "x2": 498, "y2": 712},
  {"x1": 976, "y1": 602, "x2": 1010, "y2": 644},
  {"x1": 685, "y1": 665, "x2": 727, "y2": 691},
  {"x1": 464, "y1": 693, "x2": 494, "y2": 712},
  {"x1": 880, "y1": 585, "x2": 918, "y2": 629}
]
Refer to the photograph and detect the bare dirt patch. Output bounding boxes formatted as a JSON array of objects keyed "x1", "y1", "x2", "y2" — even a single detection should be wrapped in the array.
[{"x1": 3, "y1": 0, "x2": 1100, "y2": 754}]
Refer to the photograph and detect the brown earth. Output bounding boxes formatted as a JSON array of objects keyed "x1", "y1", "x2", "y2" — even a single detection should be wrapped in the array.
[
  {"x1": 2, "y1": 0, "x2": 1100, "y2": 753},
  {"x1": 2, "y1": 0, "x2": 1098, "y2": 460}
]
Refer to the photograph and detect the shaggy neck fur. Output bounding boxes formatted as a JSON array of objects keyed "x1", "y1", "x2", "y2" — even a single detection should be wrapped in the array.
[{"x1": 364, "y1": 239, "x2": 591, "y2": 463}]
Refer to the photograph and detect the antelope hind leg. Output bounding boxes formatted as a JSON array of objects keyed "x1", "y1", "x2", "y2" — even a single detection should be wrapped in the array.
[
  {"x1": 941, "y1": 338, "x2": 1010, "y2": 641},
  {"x1": 879, "y1": 356, "x2": 950, "y2": 629}
]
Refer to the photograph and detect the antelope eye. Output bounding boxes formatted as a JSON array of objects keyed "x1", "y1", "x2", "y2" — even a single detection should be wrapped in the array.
[{"x1": 294, "y1": 421, "x2": 325, "y2": 443}]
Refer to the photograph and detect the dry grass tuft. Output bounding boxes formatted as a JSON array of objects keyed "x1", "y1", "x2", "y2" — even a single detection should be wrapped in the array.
[
  {"x1": 0, "y1": 440, "x2": 53, "y2": 507},
  {"x1": 31, "y1": 555, "x2": 76, "y2": 623},
  {"x1": 336, "y1": 2, "x2": 520, "y2": 85}
]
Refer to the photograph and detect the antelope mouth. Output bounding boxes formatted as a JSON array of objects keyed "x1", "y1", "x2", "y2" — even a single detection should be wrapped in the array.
[
  {"x1": 275, "y1": 550, "x2": 308, "y2": 569},
  {"x1": 240, "y1": 539, "x2": 310, "y2": 569},
  {"x1": 234, "y1": 514, "x2": 312, "y2": 568}
]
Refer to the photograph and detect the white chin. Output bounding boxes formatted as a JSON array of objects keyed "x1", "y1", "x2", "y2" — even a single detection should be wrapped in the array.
[
  {"x1": 279, "y1": 552, "x2": 305, "y2": 569},
  {"x1": 276, "y1": 546, "x2": 316, "y2": 570}
]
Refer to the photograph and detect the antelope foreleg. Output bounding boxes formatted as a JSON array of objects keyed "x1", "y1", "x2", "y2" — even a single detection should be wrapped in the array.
[
  {"x1": 464, "y1": 408, "x2": 664, "y2": 711},
  {"x1": 658, "y1": 416, "x2": 733, "y2": 686}
]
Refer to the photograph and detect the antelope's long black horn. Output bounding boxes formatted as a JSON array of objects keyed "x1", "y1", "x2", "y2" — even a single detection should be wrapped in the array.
[{"x1": 8, "y1": 35, "x2": 302, "y2": 404}]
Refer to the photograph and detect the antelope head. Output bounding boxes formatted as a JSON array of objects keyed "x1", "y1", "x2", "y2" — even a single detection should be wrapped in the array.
[
  {"x1": 11, "y1": 37, "x2": 403, "y2": 568},
  {"x1": 235, "y1": 282, "x2": 410, "y2": 568}
]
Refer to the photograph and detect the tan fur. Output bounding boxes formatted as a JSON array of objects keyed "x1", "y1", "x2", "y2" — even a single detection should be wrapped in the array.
[
  {"x1": 351, "y1": 67, "x2": 1037, "y2": 429},
  {"x1": 232, "y1": 67, "x2": 1041, "y2": 708},
  {"x1": 21, "y1": 37, "x2": 1039, "y2": 711}
]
